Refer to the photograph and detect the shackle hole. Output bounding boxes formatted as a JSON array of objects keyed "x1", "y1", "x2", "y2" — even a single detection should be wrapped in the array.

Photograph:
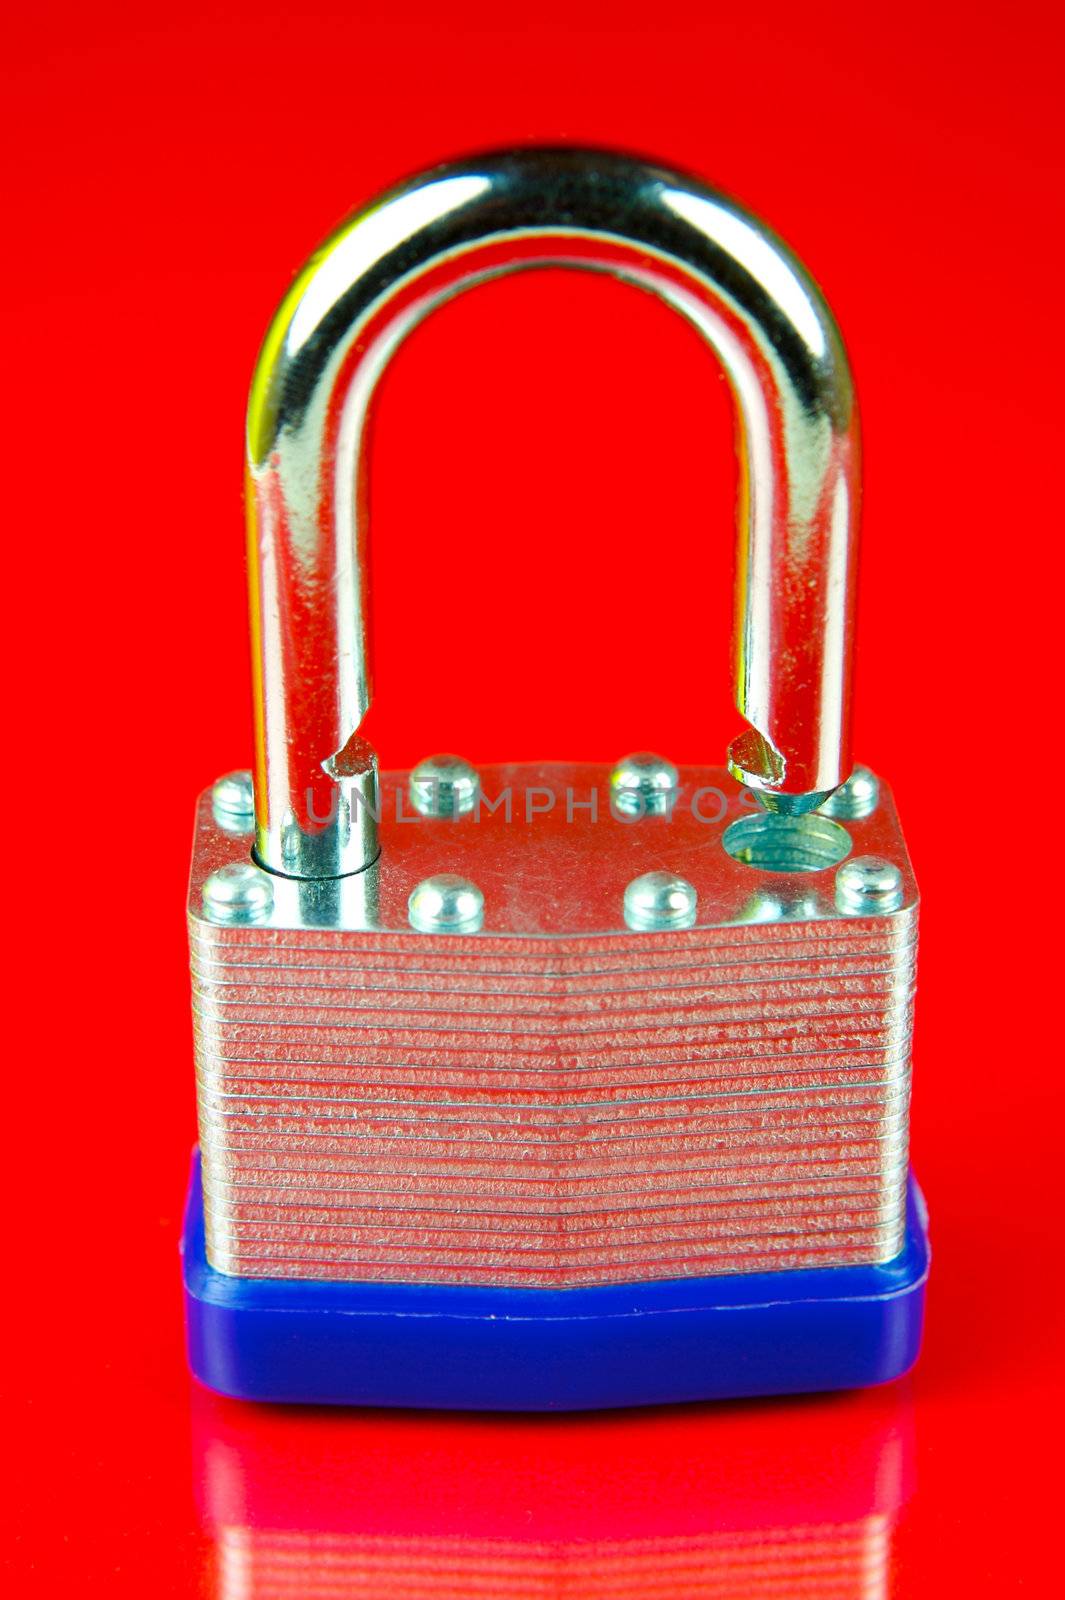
[{"x1": 722, "y1": 813, "x2": 851, "y2": 873}]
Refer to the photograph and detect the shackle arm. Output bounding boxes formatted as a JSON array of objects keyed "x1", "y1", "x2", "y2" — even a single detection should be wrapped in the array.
[{"x1": 246, "y1": 146, "x2": 859, "y2": 879}]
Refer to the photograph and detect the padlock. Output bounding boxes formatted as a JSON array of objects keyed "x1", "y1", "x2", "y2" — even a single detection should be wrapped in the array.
[{"x1": 182, "y1": 147, "x2": 928, "y2": 1410}]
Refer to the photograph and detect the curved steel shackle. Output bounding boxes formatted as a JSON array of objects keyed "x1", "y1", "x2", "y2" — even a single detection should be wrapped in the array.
[{"x1": 246, "y1": 146, "x2": 860, "y2": 880}]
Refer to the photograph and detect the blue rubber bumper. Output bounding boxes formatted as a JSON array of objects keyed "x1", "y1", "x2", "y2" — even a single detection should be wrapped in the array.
[{"x1": 182, "y1": 1152, "x2": 929, "y2": 1410}]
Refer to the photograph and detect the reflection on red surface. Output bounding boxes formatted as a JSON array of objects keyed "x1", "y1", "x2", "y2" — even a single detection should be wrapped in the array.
[{"x1": 193, "y1": 1383, "x2": 913, "y2": 1598}]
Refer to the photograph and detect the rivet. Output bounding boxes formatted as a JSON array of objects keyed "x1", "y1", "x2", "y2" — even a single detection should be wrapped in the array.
[
  {"x1": 410, "y1": 755, "x2": 480, "y2": 818},
  {"x1": 202, "y1": 861, "x2": 274, "y2": 923},
  {"x1": 610, "y1": 752, "x2": 679, "y2": 817},
  {"x1": 820, "y1": 764, "x2": 880, "y2": 820},
  {"x1": 211, "y1": 770, "x2": 255, "y2": 832},
  {"x1": 835, "y1": 855, "x2": 903, "y2": 914},
  {"x1": 624, "y1": 871, "x2": 697, "y2": 930},
  {"x1": 408, "y1": 874, "x2": 484, "y2": 932}
]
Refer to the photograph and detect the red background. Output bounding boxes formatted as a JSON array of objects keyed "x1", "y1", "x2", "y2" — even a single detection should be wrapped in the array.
[{"x1": 3, "y1": 2, "x2": 1062, "y2": 1591}]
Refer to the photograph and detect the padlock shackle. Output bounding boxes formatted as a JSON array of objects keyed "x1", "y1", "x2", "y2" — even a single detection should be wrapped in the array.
[{"x1": 246, "y1": 147, "x2": 859, "y2": 879}]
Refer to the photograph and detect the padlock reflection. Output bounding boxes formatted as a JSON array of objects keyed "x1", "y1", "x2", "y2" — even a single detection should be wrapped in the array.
[{"x1": 194, "y1": 1385, "x2": 913, "y2": 1599}]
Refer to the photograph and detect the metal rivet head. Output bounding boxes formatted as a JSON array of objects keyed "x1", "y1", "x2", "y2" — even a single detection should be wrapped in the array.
[
  {"x1": 835, "y1": 855, "x2": 903, "y2": 914},
  {"x1": 211, "y1": 770, "x2": 255, "y2": 832},
  {"x1": 408, "y1": 874, "x2": 484, "y2": 933},
  {"x1": 409, "y1": 755, "x2": 480, "y2": 818},
  {"x1": 820, "y1": 764, "x2": 880, "y2": 820},
  {"x1": 610, "y1": 753, "x2": 679, "y2": 817},
  {"x1": 624, "y1": 871, "x2": 697, "y2": 930},
  {"x1": 202, "y1": 861, "x2": 274, "y2": 923}
]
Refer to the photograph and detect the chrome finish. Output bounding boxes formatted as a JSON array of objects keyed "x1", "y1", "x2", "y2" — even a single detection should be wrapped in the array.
[
  {"x1": 202, "y1": 862, "x2": 274, "y2": 924},
  {"x1": 268, "y1": 737, "x2": 380, "y2": 881},
  {"x1": 836, "y1": 856, "x2": 904, "y2": 915},
  {"x1": 624, "y1": 870, "x2": 698, "y2": 929},
  {"x1": 246, "y1": 148, "x2": 860, "y2": 878},
  {"x1": 409, "y1": 754, "x2": 480, "y2": 819},
  {"x1": 610, "y1": 752, "x2": 680, "y2": 818},
  {"x1": 821, "y1": 764, "x2": 880, "y2": 820},
  {"x1": 408, "y1": 873, "x2": 485, "y2": 933},
  {"x1": 189, "y1": 762, "x2": 917, "y2": 1287}
]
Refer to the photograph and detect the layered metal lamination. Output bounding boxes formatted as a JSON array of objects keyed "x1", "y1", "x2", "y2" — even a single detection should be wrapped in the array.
[{"x1": 189, "y1": 765, "x2": 917, "y2": 1288}]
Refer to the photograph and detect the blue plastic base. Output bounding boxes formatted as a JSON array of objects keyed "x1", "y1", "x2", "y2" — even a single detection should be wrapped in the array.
[{"x1": 182, "y1": 1152, "x2": 929, "y2": 1410}]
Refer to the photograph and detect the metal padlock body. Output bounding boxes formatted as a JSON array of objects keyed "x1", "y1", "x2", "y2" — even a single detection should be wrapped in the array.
[{"x1": 183, "y1": 149, "x2": 928, "y2": 1410}]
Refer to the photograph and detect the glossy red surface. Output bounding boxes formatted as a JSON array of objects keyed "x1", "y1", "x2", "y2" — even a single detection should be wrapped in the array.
[{"x1": 3, "y1": 2, "x2": 1062, "y2": 1591}]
